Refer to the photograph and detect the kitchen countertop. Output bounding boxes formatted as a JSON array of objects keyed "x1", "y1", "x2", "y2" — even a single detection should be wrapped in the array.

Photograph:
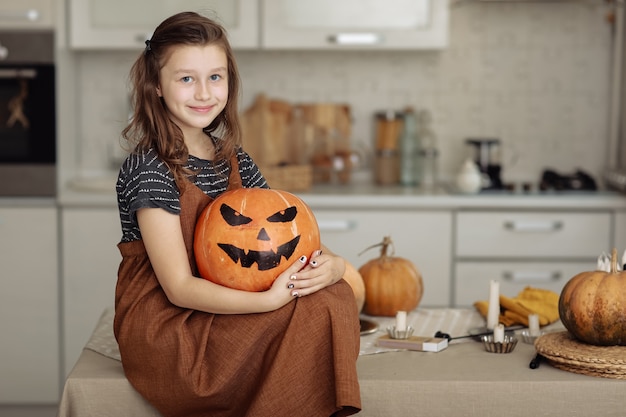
[
  {"x1": 0, "y1": 197, "x2": 57, "y2": 208},
  {"x1": 55, "y1": 179, "x2": 626, "y2": 210},
  {"x1": 299, "y1": 184, "x2": 626, "y2": 210}
]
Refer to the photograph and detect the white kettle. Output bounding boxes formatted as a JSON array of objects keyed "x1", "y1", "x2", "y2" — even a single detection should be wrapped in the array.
[{"x1": 455, "y1": 158, "x2": 482, "y2": 194}]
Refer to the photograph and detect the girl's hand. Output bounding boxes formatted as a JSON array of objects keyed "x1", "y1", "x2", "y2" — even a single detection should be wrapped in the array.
[
  {"x1": 266, "y1": 254, "x2": 309, "y2": 308},
  {"x1": 287, "y1": 249, "x2": 346, "y2": 298}
]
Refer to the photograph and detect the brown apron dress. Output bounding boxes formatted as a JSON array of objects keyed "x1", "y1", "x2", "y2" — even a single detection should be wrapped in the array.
[{"x1": 113, "y1": 160, "x2": 362, "y2": 417}]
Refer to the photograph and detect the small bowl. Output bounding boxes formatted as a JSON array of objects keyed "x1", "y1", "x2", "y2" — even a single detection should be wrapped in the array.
[
  {"x1": 386, "y1": 326, "x2": 414, "y2": 339},
  {"x1": 481, "y1": 334, "x2": 518, "y2": 353},
  {"x1": 520, "y1": 329, "x2": 545, "y2": 345}
]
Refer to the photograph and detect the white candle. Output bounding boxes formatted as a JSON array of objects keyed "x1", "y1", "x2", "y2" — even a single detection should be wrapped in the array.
[
  {"x1": 395, "y1": 310, "x2": 407, "y2": 332},
  {"x1": 486, "y1": 280, "x2": 500, "y2": 330},
  {"x1": 528, "y1": 313, "x2": 540, "y2": 337},
  {"x1": 598, "y1": 252, "x2": 609, "y2": 272},
  {"x1": 494, "y1": 323, "x2": 505, "y2": 343}
]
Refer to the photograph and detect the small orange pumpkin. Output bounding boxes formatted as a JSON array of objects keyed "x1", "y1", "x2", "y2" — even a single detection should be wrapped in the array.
[
  {"x1": 343, "y1": 260, "x2": 366, "y2": 313},
  {"x1": 358, "y1": 236, "x2": 423, "y2": 316},
  {"x1": 558, "y1": 248, "x2": 626, "y2": 346},
  {"x1": 194, "y1": 188, "x2": 320, "y2": 292}
]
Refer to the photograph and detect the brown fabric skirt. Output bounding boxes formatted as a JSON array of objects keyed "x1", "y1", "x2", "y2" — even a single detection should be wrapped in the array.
[{"x1": 113, "y1": 171, "x2": 361, "y2": 417}]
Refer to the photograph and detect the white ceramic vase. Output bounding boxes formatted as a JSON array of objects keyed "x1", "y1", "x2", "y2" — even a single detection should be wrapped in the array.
[{"x1": 455, "y1": 159, "x2": 482, "y2": 194}]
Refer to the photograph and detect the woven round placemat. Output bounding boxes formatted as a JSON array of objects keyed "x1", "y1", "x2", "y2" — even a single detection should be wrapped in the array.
[{"x1": 534, "y1": 331, "x2": 626, "y2": 379}]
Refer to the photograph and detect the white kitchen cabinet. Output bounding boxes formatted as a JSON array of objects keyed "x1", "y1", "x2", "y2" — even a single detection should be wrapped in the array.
[
  {"x1": 454, "y1": 261, "x2": 592, "y2": 306},
  {"x1": 69, "y1": 0, "x2": 258, "y2": 49},
  {"x1": 262, "y1": 0, "x2": 449, "y2": 50},
  {"x1": 0, "y1": 0, "x2": 55, "y2": 29},
  {"x1": 314, "y1": 209, "x2": 453, "y2": 306},
  {"x1": 62, "y1": 207, "x2": 121, "y2": 376},
  {"x1": 453, "y1": 210, "x2": 612, "y2": 307},
  {"x1": 0, "y1": 206, "x2": 58, "y2": 403},
  {"x1": 456, "y1": 211, "x2": 612, "y2": 258}
]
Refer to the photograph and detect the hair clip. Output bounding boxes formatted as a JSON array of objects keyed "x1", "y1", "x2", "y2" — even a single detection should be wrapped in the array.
[{"x1": 144, "y1": 39, "x2": 152, "y2": 54}]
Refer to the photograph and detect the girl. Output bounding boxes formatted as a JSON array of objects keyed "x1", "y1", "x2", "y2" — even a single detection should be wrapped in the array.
[{"x1": 113, "y1": 11, "x2": 361, "y2": 417}]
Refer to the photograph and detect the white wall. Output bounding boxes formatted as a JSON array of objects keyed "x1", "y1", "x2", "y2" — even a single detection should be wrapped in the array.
[{"x1": 72, "y1": 2, "x2": 613, "y2": 187}]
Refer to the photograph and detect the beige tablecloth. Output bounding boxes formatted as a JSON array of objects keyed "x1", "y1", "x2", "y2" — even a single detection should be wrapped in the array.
[
  {"x1": 59, "y1": 308, "x2": 626, "y2": 417},
  {"x1": 83, "y1": 307, "x2": 486, "y2": 360}
]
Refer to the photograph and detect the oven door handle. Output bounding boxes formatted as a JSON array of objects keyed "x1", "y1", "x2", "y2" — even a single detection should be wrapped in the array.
[{"x1": 0, "y1": 68, "x2": 37, "y2": 79}]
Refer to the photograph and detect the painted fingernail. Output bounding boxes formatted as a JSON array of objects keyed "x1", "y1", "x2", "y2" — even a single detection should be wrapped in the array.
[
  {"x1": 310, "y1": 260, "x2": 318, "y2": 267},
  {"x1": 292, "y1": 291, "x2": 299, "y2": 297},
  {"x1": 288, "y1": 283, "x2": 294, "y2": 289},
  {"x1": 314, "y1": 250, "x2": 322, "y2": 256},
  {"x1": 290, "y1": 274, "x2": 297, "y2": 280},
  {"x1": 299, "y1": 255, "x2": 307, "y2": 263}
]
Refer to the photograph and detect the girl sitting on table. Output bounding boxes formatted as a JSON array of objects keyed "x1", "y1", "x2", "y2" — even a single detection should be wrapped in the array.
[{"x1": 113, "y1": 10, "x2": 362, "y2": 417}]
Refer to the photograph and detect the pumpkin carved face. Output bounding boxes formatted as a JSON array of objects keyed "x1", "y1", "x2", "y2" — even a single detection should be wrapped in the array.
[{"x1": 194, "y1": 188, "x2": 320, "y2": 292}]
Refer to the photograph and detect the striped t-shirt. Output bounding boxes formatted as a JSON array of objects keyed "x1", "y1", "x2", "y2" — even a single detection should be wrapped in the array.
[{"x1": 116, "y1": 147, "x2": 268, "y2": 243}]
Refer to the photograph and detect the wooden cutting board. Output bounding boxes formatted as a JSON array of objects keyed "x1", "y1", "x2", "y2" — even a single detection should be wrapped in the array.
[
  {"x1": 241, "y1": 94, "x2": 352, "y2": 171},
  {"x1": 241, "y1": 94, "x2": 292, "y2": 167}
]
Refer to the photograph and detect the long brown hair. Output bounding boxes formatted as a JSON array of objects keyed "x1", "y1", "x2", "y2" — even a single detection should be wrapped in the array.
[{"x1": 122, "y1": 11, "x2": 242, "y2": 183}]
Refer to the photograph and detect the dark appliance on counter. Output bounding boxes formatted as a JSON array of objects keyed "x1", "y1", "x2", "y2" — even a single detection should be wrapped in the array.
[
  {"x1": 0, "y1": 30, "x2": 56, "y2": 197},
  {"x1": 465, "y1": 138, "x2": 503, "y2": 190},
  {"x1": 539, "y1": 169, "x2": 597, "y2": 192}
]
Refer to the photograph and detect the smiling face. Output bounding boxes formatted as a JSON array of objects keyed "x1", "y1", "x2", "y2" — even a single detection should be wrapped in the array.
[
  {"x1": 156, "y1": 44, "x2": 228, "y2": 140},
  {"x1": 194, "y1": 188, "x2": 321, "y2": 292}
]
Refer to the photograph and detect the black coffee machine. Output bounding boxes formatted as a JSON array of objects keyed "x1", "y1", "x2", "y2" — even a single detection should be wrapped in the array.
[{"x1": 465, "y1": 138, "x2": 503, "y2": 190}]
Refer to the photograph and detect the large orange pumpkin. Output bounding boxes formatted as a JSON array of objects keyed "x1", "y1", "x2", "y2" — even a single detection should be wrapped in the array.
[
  {"x1": 194, "y1": 188, "x2": 320, "y2": 292},
  {"x1": 558, "y1": 248, "x2": 626, "y2": 346},
  {"x1": 358, "y1": 236, "x2": 423, "y2": 316}
]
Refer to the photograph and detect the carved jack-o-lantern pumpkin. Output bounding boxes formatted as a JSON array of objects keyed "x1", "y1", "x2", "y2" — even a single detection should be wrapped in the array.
[{"x1": 194, "y1": 188, "x2": 320, "y2": 292}]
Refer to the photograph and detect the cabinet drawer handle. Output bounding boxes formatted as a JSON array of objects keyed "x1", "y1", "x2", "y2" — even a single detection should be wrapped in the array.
[
  {"x1": 503, "y1": 220, "x2": 563, "y2": 232},
  {"x1": 327, "y1": 33, "x2": 382, "y2": 45},
  {"x1": 502, "y1": 271, "x2": 562, "y2": 283},
  {"x1": 317, "y1": 220, "x2": 356, "y2": 232}
]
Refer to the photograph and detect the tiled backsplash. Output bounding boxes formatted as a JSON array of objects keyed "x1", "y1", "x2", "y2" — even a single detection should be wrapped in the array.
[{"x1": 75, "y1": 2, "x2": 613, "y2": 187}]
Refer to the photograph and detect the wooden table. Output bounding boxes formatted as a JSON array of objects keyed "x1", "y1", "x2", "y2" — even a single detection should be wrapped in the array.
[{"x1": 58, "y1": 309, "x2": 626, "y2": 417}]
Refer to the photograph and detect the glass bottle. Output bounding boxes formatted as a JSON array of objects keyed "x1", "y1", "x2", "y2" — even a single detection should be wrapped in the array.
[
  {"x1": 374, "y1": 110, "x2": 402, "y2": 185},
  {"x1": 416, "y1": 109, "x2": 438, "y2": 192},
  {"x1": 398, "y1": 108, "x2": 420, "y2": 186}
]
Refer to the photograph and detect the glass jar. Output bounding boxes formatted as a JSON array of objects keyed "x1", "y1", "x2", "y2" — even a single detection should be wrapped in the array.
[
  {"x1": 416, "y1": 109, "x2": 438, "y2": 192},
  {"x1": 398, "y1": 108, "x2": 420, "y2": 186}
]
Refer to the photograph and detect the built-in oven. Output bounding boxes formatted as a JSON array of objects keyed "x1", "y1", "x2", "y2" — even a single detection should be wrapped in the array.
[{"x1": 0, "y1": 30, "x2": 56, "y2": 197}]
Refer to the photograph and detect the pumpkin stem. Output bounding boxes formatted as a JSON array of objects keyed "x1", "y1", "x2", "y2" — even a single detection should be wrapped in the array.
[
  {"x1": 358, "y1": 236, "x2": 396, "y2": 259},
  {"x1": 610, "y1": 247, "x2": 619, "y2": 274}
]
